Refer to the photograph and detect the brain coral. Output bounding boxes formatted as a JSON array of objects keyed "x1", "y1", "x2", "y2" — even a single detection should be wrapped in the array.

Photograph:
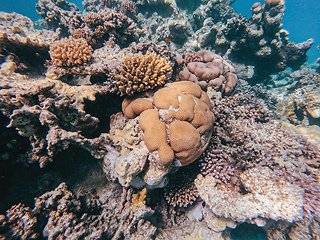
[
  {"x1": 122, "y1": 81, "x2": 214, "y2": 167},
  {"x1": 179, "y1": 50, "x2": 238, "y2": 95},
  {"x1": 49, "y1": 37, "x2": 93, "y2": 67},
  {"x1": 114, "y1": 51, "x2": 172, "y2": 95}
]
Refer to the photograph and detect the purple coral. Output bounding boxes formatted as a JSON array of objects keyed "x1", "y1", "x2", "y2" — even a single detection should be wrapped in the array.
[{"x1": 199, "y1": 145, "x2": 236, "y2": 184}]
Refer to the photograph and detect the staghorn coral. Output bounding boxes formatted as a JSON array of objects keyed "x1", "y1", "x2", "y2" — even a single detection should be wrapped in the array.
[
  {"x1": 104, "y1": 81, "x2": 214, "y2": 187},
  {"x1": 179, "y1": 50, "x2": 238, "y2": 94},
  {"x1": 114, "y1": 51, "x2": 172, "y2": 95},
  {"x1": 49, "y1": 36, "x2": 93, "y2": 67}
]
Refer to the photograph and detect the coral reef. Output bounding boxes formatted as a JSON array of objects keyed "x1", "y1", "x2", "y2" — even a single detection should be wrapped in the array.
[
  {"x1": 104, "y1": 81, "x2": 214, "y2": 187},
  {"x1": 36, "y1": 0, "x2": 83, "y2": 36},
  {"x1": 49, "y1": 36, "x2": 93, "y2": 67},
  {"x1": 1, "y1": 0, "x2": 320, "y2": 239},
  {"x1": 195, "y1": 166, "x2": 304, "y2": 222},
  {"x1": 78, "y1": 8, "x2": 144, "y2": 49},
  {"x1": 0, "y1": 182, "x2": 156, "y2": 239},
  {"x1": 136, "y1": 0, "x2": 312, "y2": 79},
  {"x1": 0, "y1": 12, "x2": 58, "y2": 72},
  {"x1": 179, "y1": 50, "x2": 238, "y2": 94},
  {"x1": 114, "y1": 51, "x2": 172, "y2": 95}
]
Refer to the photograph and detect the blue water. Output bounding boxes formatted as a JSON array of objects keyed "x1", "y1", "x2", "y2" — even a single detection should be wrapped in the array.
[
  {"x1": 0, "y1": 0, "x2": 319, "y2": 63},
  {"x1": 232, "y1": 0, "x2": 320, "y2": 63}
]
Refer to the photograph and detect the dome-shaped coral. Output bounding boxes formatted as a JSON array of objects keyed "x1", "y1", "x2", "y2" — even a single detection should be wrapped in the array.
[
  {"x1": 49, "y1": 37, "x2": 93, "y2": 67},
  {"x1": 122, "y1": 81, "x2": 214, "y2": 167},
  {"x1": 179, "y1": 50, "x2": 238, "y2": 95},
  {"x1": 114, "y1": 51, "x2": 172, "y2": 95}
]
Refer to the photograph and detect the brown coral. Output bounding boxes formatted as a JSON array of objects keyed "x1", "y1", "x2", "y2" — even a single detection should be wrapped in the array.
[
  {"x1": 179, "y1": 50, "x2": 238, "y2": 94},
  {"x1": 115, "y1": 51, "x2": 172, "y2": 95},
  {"x1": 49, "y1": 37, "x2": 93, "y2": 67},
  {"x1": 122, "y1": 81, "x2": 214, "y2": 166}
]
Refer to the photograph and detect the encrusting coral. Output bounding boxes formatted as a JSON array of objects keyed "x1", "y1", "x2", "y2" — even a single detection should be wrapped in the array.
[
  {"x1": 49, "y1": 36, "x2": 93, "y2": 67},
  {"x1": 114, "y1": 51, "x2": 172, "y2": 95}
]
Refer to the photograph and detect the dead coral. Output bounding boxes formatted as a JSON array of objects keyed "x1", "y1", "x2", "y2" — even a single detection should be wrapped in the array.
[
  {"x1": 196, "y1": 166, "x2": 305, "y2": 223},
  {"x1": 49, "y1": 37, "x2": 93, "y2": 67},
  {"x1": 114, "y1": 51, "x2": 172, "y2": 95},
  {"x1": 0, "y1": 204, "x2": 38, "y2": 240},
  {"x1": 80, "y1": 8, "x2": 144, "y2": 48},
  {"x1": 100, "y1": 0, "x2": 117, "y2": 9},
  {"x1": 36, "y1": 0, "x2": 83, "y2": 36},
  {"x1": 0, "y1": 12, "x2": 58, "y2": 72}
]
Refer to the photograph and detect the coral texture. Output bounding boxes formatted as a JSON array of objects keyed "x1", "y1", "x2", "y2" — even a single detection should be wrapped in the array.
[
  {"x1": 123, "y1": 81, "x2": 214, "y2": 166},
  {"x1": 0, "y1": 12, "x2": 58, "y2": 72},
  {"x1": 49, "y1": 37, "x2": 93, "y2": 67},
  {"x1": 36, "y1": 0, "x2": 83, "y2": 36},
  {"x1": 114, "y1": 51, "x2": 172, "y2": 95},
  {"x1": 137, "y1": 0, "x2": 312, "y2": 79},
  {"x1": 179, "y1": 50, "x2": 238, "y2": 94},
  {"x1": 78, "y1": 8, "x2": 144, "y2": 48},
  {"x1": 103, "y1": 81, "x2": 214, "y2": 187},
  {"x1": 195, "y1": 167, "x2": 305, "y2": 222},
  {"x1": 0, "y1": 182, "x2": 156, "y2": 239}
]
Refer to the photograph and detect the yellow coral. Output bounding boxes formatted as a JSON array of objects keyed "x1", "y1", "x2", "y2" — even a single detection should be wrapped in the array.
[
  {"x1": 49, "y1": 37, "x2": 93, "y2": 67},
  {"x1": 115, "y1": 51, "x2": 172, "y2": 95},
  {"x1": 132, "y1": 188, "x2": 147, "y2": 207}
]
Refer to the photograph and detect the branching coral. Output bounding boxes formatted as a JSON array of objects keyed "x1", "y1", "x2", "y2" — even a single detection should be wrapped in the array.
[
  {"x1": 35, "y1": 0, "x2": 83, "y2": 36},
  {"x1": 78, "y1": 8, "x2": 144, "y2": 48},
  {"x1": 164, "y1": 161, "x2": 200, "y2": 208},
  {"x1": 49, "y1": 37, "x2": 93, "y2": 67},
  {"x1": 114, "y1": 51, "x2": 172, "y2": 95},
  {"x1": 0, "y1": 182, "x2": 156, "y2": 239}
]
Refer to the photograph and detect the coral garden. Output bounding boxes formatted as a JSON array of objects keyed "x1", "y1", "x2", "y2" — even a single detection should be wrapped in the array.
[{"x1": 0, "y1": 0, "x2": 319, "y2": 239}]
